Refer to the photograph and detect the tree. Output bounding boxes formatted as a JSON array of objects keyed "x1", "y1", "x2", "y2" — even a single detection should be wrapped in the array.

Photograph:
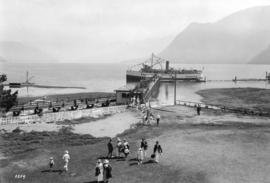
[{"x1": 0, "y1": 74, "x2": 18, "y2": 113}]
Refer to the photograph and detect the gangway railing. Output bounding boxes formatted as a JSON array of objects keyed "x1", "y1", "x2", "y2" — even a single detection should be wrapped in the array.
[{"x1": 143, "y1": 76, "x2": 161, "y2": 102}]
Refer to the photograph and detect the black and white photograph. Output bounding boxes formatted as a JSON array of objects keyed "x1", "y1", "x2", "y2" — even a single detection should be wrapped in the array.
[{"x1": 1, "y1": 0, "x2": 270, "y2": 182}]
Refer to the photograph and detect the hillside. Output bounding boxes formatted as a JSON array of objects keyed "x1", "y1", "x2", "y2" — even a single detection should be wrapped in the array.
[
  {"x1": 160, "y1": 6, "x2": 270, "y2": 64},
  {"x1": 0, "y1": 41, "x2": 57, "y2": 63},
  {"x1": 249, "y1": 45, "x2": 270, "y2": 64}
]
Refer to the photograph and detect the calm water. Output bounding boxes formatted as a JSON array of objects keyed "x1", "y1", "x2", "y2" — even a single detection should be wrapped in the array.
[{"x1": 1, "y1": 63, "x2": 270, "y2": 104}]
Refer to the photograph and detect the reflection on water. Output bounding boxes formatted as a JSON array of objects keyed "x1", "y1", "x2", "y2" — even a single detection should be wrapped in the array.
[
  {"x1": 155, "y1": 81, "x2": 270, "y2": 105},
  {"x1": 165, "y1": 83, "x2": 169, "y2": 100}
]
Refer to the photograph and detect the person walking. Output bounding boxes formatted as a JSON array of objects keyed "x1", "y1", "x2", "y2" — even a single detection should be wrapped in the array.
[
  {"x1": 103, "y1": 159, "x2": 112, "y2": 183},
  {"x1": 197, "y1": 104, "x2": 201, "y2": 115},
  {"x1": 49, "y1": 157, "x2": 55, "y2": 171},
  {"x1": 140, "y1": 138, "x2": 148, "y2": 158},
  {"x1": 116, "y1": 137, "x2": 122, "y2": 158},
  {"x1": 107, "y1": 138, "x2": 113, "y2": 159},
  {"x1": 153, "y1": 141, "x2": 163, "y2": 163},
  {"x1": 137, "y1": 148, "x2": 144, "y2": 165},
  {"x1": 156, "y1": 114, "x2": 161, "y2": 126},
  {"x1": 95, "y1": 159, "x2": 103, "y2": 183},
  {"x1": 62, "y1": 150, "x2": 70, "y2": 172},
  {"x1": 123, "y1": 139, "x2": 130, "y2": 159}
]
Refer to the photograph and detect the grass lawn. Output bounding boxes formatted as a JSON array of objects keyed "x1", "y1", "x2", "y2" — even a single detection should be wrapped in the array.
[{"x1": 197, "y1": 87, "x2": 270, "y2": 111}]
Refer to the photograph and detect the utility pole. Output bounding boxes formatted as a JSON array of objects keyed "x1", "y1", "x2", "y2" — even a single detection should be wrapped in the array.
[
  {"x1": 174, "y1": 71, "x2": 177, "y2": 105},
  {"x1": 151, "y1": 53, "x2": 154, "y2": 67}
]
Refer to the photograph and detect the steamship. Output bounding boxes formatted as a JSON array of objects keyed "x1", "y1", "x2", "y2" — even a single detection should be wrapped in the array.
[{"x1": 126, "y1": 54, "x2": 205, "y2": 82}]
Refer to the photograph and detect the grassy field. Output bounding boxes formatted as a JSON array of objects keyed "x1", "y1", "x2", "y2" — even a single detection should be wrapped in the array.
[
  {"x1": 2, "y1": 87, "x2": 270, "y2": 183},
  {"x1": 197, "y1": 87, "x2": 270, "y2": 111}
]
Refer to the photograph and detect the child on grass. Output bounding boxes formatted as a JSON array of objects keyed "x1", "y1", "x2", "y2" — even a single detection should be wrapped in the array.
[
  {"x1": 49, "y1": 157, "x2": 54, "y2": 171},
  {"x1": 137, "y1": 148, "x2": 144, "y2": 165}
]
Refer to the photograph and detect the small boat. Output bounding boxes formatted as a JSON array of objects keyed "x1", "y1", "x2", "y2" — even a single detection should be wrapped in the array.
[{"x1": 126, "y1": 53, "x2": 205, "y2": 82}]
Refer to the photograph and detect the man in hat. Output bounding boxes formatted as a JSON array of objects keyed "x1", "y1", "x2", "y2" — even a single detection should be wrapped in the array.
[
  {"x1": 156, "y1": 113, "x2": 161, "y2": 126},
  {"x1": 140, "y1": 138, "x2": 148, "y2": 158},
  {"x1": 153, "y1": 141, "x2": 163, "y2": 163},
  {"x1": 197, "y1": 104, "x2": 201, "y2": 115},
  {"x1": 107, "y1": 138, "x2": 114, "y2": 159},
  {"x1": 103, "y1": 159, "x2": 112, "y2": 183},
  {"x1": 62, "y1": 150, "x2": 70, "y2": 172}
]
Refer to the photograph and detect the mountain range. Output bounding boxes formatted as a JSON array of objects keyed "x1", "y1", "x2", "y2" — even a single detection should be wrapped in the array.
[
  {"x1": 2, "y1": 6, "x2": 270, "y2": 64},
  {"x1": 160, "y1": 6, "x2": 270, "y2": 64},
  {"x1": 0, "y1": 41, "x2": 57, "y2": 63}
]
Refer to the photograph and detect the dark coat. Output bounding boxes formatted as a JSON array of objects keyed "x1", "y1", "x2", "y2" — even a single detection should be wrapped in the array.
[
  {"x1": 107, "y1": 142, "x2": 113, "y2": 152},
  {"x1": 103, "y1": 165, "x2": 112, "y2": 179},
  {"x1": 153, "y1": 144, "x2": 162, "y2": 153},
  {"x1": 140, "y1": 140, "x2": 148, "y2": 150}
]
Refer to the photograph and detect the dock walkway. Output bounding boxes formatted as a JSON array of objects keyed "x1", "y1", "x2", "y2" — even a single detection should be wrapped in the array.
[{"x1": 143, "y1": 76, "x2": 160, "y2": 102}]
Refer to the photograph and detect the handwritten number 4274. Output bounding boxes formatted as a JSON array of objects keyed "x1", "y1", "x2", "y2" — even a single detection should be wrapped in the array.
[{"x1": 15, "y1": 174, "x2": 26, "y2": 180}]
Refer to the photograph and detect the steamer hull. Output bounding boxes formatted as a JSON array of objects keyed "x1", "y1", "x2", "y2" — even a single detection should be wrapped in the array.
[{"x1": 126, "y1": 70, "x2": 204, "y2": 82}]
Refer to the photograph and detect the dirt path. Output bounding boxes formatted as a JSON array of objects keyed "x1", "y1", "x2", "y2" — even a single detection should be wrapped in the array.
[{"x1": 0, "y1": 111, "x2": 140, "y2": 137}]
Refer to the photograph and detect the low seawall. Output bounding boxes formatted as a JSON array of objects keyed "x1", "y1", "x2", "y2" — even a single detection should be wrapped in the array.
[{"x1": 0, "y1": 105, "x2": 127, "y2": 125}]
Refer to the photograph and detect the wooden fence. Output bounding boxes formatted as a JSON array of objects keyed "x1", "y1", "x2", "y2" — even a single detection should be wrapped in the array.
[{"x1": 0, "y1": 105, "x2": 127, "y2": 125}]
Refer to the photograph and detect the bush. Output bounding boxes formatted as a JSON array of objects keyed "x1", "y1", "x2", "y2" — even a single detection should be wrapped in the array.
[
  {"x1": 58, "y1": 126, "x2": 74, "y2": 135},
  {"x1": 12, "y1": 127, "x2": 23, "y2": 133}
]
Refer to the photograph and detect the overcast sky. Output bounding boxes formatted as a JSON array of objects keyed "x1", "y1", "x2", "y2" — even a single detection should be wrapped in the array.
[{"x1": 0, "y1": 0, "x2": 270, "y2": 62}]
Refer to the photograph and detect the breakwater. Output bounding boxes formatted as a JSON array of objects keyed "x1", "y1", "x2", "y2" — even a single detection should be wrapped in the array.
[{"x1": 0, "y1": 105, "x2": 127, "y2": 125}]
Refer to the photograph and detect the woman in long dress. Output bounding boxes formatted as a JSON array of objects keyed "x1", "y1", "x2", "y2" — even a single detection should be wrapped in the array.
[
  {"x1": 95, "y1": 159, "x2": 103, "y2": 183},
  {"x1": 153, "y1": 141, "x2": 163, "y2": 163},
  {"x1": 103, "y1": 159, "x2": 112, "y2": 183},
  {"x1": 116, "y1": 137, "x2": 122, "y2": 158}
]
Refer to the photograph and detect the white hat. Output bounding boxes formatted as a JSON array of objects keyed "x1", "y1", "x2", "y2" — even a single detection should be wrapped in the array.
[
  {"x1": 50, "y1": 157, "x2": 53, "y2": 160},
  {"x1": 138, "y1": 148, "x2": 142, "y2": 151},
  {"x1": 65, "y1": 150, "x2": 69, "y2": 154},
  {"x1": 104, "y1": 159, "x2": 109, "y2": 164}
]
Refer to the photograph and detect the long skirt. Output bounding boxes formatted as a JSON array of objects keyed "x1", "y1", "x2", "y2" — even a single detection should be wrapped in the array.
[
  {"x1": 155, "y1": 152, "x2": 160, "y2": 163},
  {"x1": 63, "y1": 161, "x2": 69, "y2": 171},
  {"x1": 116, "y1": 147, "x2": 121, "y2": 157},
  {"x1": 143, "y1": 149, "x2": 147, "y2": 158},
  {"x1": 97, "y1": 169, "x2": 103, "y2": 182}
]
